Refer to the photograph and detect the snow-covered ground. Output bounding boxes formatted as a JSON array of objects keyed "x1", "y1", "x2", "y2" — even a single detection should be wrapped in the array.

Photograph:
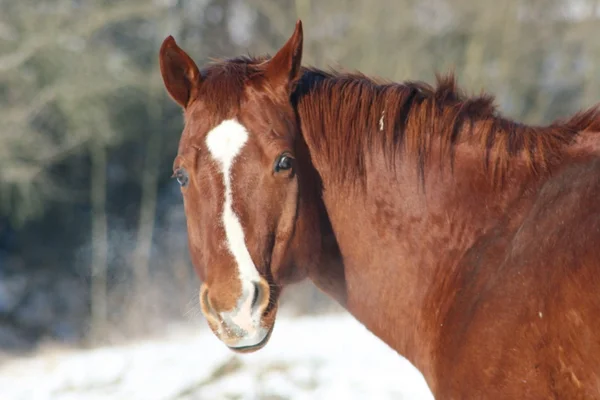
[{"x1": 0, "y1": 313, "x2": 434, "y2": 400}]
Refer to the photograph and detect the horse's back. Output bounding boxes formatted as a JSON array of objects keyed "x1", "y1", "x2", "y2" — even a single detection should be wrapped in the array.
[
  {"x1": 436, "y1": 156, "x2": 600, "y2": 399},
  {"x1": 517, "y1": 155, "x2": 600, "y2": 398}
]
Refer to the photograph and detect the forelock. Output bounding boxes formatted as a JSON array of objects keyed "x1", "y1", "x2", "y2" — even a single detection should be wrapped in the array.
[{"x1": 197, "y1": 55, "x2": 270, "y2": 114}]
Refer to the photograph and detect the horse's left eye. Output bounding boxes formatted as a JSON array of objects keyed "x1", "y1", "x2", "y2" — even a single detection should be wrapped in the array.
[
  {"x1": 175, "y1": 168, "x2": 189, "y2": 187},
  {"x1": 274, "y1": 154, "x2": 294, "y2": 173}
]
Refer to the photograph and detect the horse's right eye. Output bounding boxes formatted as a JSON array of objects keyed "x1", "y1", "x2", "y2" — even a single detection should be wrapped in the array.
[{"x1": 174, "y1": 168, "x2": 189, "y2": 187}]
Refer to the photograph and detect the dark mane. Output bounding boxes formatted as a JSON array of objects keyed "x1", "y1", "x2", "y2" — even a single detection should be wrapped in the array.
[
  {"x1": 292, "y1": 67, "x2": 600, "y2": 188},
  {"x1": 200, "y1": 55, "x2": 600, "y2": 188}
]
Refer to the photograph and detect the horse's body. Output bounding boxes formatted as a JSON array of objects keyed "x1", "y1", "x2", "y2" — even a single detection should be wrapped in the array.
[{"x1": 159, "y1": 21, "x2": 600, "y2": 398}]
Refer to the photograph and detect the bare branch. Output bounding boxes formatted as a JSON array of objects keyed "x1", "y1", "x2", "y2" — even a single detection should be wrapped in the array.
[{"x1": 0, "y1": 2, "x2": 167, "y2": 72}]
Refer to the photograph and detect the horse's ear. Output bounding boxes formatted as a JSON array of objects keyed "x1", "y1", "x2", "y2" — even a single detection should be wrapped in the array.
[
  {"x1": 264, "y1": 20, "x2": 303, "y2": 95},
  {"x1": 159, "y1": 36, "x2": 201, "y2": 108}
]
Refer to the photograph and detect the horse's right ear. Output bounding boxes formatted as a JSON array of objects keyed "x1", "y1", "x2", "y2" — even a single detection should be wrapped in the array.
[{"x1": 159, "y1": 36, "x2": 201, "y2": 108}]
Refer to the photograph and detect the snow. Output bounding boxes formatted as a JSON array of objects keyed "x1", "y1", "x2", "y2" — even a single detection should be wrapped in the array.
[{"x1": 0, "y1": 313, "x2": 434, "y2": 400}]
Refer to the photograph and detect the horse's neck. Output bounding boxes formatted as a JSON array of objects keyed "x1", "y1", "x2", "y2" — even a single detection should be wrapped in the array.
[{"x1": 296, "y1": 97, "x2": 544, "y2": 380}]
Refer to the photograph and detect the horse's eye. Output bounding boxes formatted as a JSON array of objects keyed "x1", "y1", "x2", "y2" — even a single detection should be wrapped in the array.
[
  {"x1": 274, "y1": 154, "x2": 294, "y2": 173},
  {"x1": 174, "y1": 168, "x2": 189, "y2": 187}
]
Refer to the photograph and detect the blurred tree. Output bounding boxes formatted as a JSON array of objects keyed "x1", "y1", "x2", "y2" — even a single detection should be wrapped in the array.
[
  {"x1": 0, "y1": 0, "x2": 166, "y2": 225},
  {"x1": 0, "y1": 0, "x2": 185, "y2": 344}
]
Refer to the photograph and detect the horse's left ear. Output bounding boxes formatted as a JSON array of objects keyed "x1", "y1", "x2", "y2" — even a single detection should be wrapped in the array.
[{"x1": 264, "y1": 19, "x2": 303, "y2": 94}]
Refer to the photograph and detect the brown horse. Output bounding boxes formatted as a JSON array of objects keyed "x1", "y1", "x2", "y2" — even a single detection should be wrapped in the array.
[{"x1": 158, "y1": 20, "x2": 600, "y2": 399}]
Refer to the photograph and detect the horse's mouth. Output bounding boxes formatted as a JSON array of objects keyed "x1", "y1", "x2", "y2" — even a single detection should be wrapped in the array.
[{"x1": 226, "y1": 324, "x2": 274, "y2": 354}]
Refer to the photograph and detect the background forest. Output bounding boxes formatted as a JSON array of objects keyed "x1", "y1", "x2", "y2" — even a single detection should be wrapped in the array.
[{"x1": 1, "y1": 0, "x2": 599, "y2": 353}]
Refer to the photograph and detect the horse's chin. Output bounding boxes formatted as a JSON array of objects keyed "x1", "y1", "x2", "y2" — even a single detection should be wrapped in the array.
[{"x1": 226, "y1": 324, "x2": 274, "y2": 354}]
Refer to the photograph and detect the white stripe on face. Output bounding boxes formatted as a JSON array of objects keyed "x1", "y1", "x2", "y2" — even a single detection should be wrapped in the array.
[{"x1": 205, "y1": 119, "x2": 266, "y2": 345}]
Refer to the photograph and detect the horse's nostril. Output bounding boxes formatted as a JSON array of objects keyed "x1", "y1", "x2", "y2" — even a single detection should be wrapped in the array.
[
  {"x1": 250, "y1": 282, "x2": 260, "y2": 310},
  {"x1": 202, "y1": 287, "x2": 218, "y2": 318},
  {"x1": 250, "y1": 279, "x2": 272, "y2": 316}
]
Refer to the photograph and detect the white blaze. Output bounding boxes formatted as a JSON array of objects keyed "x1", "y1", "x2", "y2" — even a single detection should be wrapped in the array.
[{"x1": 205, "y1": 119, "x2": 266, "y2": 347}]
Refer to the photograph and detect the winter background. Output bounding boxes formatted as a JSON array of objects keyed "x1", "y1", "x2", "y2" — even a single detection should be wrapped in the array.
[{"x1": 1, "y1": 0, "x2": 599, "y2": 399}]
